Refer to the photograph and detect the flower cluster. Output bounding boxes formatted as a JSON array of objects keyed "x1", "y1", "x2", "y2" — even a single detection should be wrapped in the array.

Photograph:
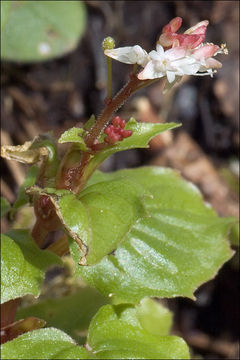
[
  {"x1": 104, "y1": 17, "x2": 228, "y2": 86},
  {"x1": 104, "y1": 116, "x2": 132, "y2": 144}
]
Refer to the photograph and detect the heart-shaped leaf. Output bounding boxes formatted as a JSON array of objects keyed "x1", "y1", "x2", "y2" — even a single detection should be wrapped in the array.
[
  {"x1": 1, "y1": 1, "x2": 86, "y2": 62},
  {"x1": 87, "y1": 303, "x2": 190, "y2": 359},
  {"x1": 70, "y1": 167, "x2": 234, "y2": 302},
  {"x1": 1, "y1": 230, "x2": 62, "y2": 304},
  {"x1": 0, "y1": 328, "x2": 92, "y2": 359}
]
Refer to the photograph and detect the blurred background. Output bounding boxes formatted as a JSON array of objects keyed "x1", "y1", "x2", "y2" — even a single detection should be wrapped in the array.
[{"x1": 1, "y1": 1, "x2": 239, "y2": 358}]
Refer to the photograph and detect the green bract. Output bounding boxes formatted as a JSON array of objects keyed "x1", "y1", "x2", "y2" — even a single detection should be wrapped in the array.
[
  {"x1": 1, "y1": 230, "x2": 62, "y2": 304},
  {"x1": 1, "y1": 1, "x2": 86, "y2": 62},
  {"x1": 87, "y1": 303, "x2": 190, "y2": 359},
  {"x1": 68, "y1": 167, "x2": 234, "y2": 302}
]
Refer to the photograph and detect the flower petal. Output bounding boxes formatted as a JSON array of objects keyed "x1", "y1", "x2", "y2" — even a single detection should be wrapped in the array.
[
  {"x1": 184, "y1": 20, "x2": 209, "y2": 35},
  {"x1": 166, "y1": 70, "x2": 176, "y2": 83},
  {"x1": 104, "y1": 46, "x2": 148, "y2": 66},
  {"x1": 205, "y1": 57, "x2": 222, "y2": 69},
  {"x1": 193, "y1": 44, "x2": 220, "y2": 60},
  {"x1": 162, "y1": 17, "x2": 182, "y2": 33},
  {"x1": 138, "y1": 61, "x2": 164, "y2": 80},
  {"x1": 156, "y1": 44, "x2": 165, "y2": 57},
  {"x1": 165, "y1": 46, "x2": 186, "y2": 60}
]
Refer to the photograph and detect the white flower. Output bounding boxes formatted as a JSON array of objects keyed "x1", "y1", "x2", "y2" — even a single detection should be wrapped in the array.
[
  {"x1": 104, "y1": 45, "x2": 149, "y2": 67},
  {"x1": 138, "y1": 44, "x2": 202, "y2": 83}
]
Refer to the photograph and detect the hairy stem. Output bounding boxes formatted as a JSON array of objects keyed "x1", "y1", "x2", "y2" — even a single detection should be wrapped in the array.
[
  {"x1": 57, "y1": 74, "x2": 159, "y2": 193},
  {"x1": 84, "y1": 73, "x2": 142, "y2": 148}
]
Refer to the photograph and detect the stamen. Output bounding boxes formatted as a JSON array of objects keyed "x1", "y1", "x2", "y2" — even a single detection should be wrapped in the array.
[{"x1": 221, "y1": 43, "x2": 228, "y2": 55}]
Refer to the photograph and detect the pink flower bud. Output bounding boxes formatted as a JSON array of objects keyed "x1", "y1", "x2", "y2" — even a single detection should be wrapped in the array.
[
  {"x1": 193, "y1": 44, "x2": 219, "y2": 60},
  {"x1": 162, "y1": 17, "x2": 182, "y2": 33},
  {"x1": 158, "y1": 33, "x2": 174, "y2": 47},
  {"x1": 173, "y1": 34, "x2": 205, "y2": 49},
  {"x1": 169, "y1": 17, "x2": 182, "y2": 33},
  {"x1": 112, "y1": 116, "x2": 122, "y2": 126},
  {"x1": 190, "y1": 24, "x2": 208, "y2": 36},
  {"x1": 122, "y1": 130, "x2": 133, "y2": 138},
  {"x1": 184, "y1": 20, "x2": 209, "y2": 35},
  {"x1": 162, "y1": 24, "x2": 172, "y2": 33}
]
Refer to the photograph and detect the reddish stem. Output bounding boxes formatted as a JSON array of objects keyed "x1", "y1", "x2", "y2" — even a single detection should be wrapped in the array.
[
  {"x1": 84, "y1": 74, "x2": 142, "y2": 148},
  {"x1": 57, "y1": 74, "x2": 144, "y2": 193}
]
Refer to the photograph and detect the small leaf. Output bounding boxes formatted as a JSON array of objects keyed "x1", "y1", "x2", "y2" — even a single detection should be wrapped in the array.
[
  {"x1": 1, "y1": 1, "x2": 87, "y2": 62},
  {"x1": 1, "y1": 230, "x2": 62, "y2": 304},
  {"x1": 16, "y1": 287, "x2": 109, "y2": 344},
  {"x1": 58, "y1": 127, "x2": 89, "y2": 151},
  {"x1": 1, "y1": 197, "x2": 11, "y2": 217},
  {"x1": 71, "y1": 167, "x2": 234, "y2": 302},
  {"x1": 83, "y1": 114, "x2": 96, "y2": 130},
  {"x1": 0, "y1": 328, "x2": 92, "y2": 359},
  {"x1": 87, "y1": 304, "x2": 190, "y2": 359}
]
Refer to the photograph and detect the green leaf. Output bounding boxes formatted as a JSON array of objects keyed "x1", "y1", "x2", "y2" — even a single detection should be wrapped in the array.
[
  {"x1": 136, "y1": 298, "x2": 173, "y2": 336},
  {"x1": 71, "y1": 167, "x2": 234, "y2": 302},
  {"x1": 1, "y1": 230, "x2": 62, "y2": 304},
  {"x1": 1, "y1": 1, "x2": 11, "y2": 33},
  {"x1": 1, "y1": 1, "x2": 86, "y2": 62},
  {"x1": 16, "y1": 286, "x2": 109, "y2": 344},
  {"x1": 58, "y1": 127, "x2": 89, "y2": 151},
  {"x1": 87, "y1": 304, "x2": 190, "y2": 359},
  {"x1": 0, "y1": 328, "x2": 92, "y2": 359},
  {"x1": 83, "y1": 114, "x2": 96, "y2": 130},
  {"x1": 80, "y1": 120, "x2": 180, "y2": 185},
  {"x1": 33, "y1": 177, "x2": 149, "y2": 265},
  {"x1": 1, "y1": 197, "x2": 11, "y2": 217},
  {"x1": 11, "y1": 165, "x2": 38, "y2": 215}
]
